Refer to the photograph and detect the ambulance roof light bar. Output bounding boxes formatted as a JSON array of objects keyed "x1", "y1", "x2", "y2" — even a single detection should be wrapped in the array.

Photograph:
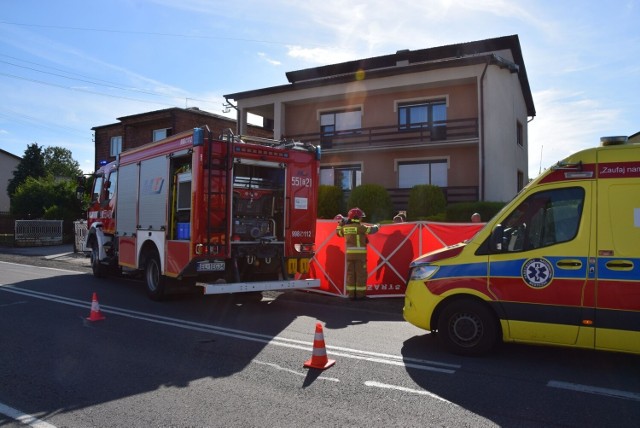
[{"x1": 600, "y1": 136, "x2": 628, "y2": 146}]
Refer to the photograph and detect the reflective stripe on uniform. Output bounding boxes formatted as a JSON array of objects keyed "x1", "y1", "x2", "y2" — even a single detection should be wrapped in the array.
[{"x1": 346, "y1": 248, "x2": 367, "y2": 254}]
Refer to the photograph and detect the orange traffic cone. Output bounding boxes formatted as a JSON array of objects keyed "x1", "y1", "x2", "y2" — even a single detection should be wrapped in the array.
[
  {"x1": 304, "y1": 322, "x2": 335, "y2": 370},
  {"x1": 86, "y1": 292, "x2": 106, "y2": 321}
]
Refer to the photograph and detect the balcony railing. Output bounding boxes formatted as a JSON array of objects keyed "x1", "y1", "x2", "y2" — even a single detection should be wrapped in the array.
[
  {"x1": 342, "y1": 186, "x2": 479, "y2": 213},
  {"x1": 388, "y1": 187, "x2": 480, "y2": 209},
  {"x1": 285, "y1": 117, "x2": 478, "y2": 149}
]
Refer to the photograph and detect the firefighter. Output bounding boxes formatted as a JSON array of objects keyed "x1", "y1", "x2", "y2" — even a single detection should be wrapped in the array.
[{"x1": 336, "y1": 207, "x2": 379, "y2": 299}]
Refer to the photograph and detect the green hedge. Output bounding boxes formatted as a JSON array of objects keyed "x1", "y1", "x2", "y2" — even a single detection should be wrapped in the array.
[
  {"x1": 407, "y1": 184, "x2": 446, "y2": 220},
  {"x1": 317, "y1": 185, "x2": 344, "y2": 219},
  {"x1": 446, "y1": 201, "x2": 506, "y2": 222},
  {"x1": 346, "y1": 184, "x2": 393, "y2": 223},
  {"x1": 318, "y1": 182, "x2": 507, "y2": 223}
]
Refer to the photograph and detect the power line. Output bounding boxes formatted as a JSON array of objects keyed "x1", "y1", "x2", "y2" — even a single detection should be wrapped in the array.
[
  {"x1": 0, "y1": 59, "x2": 165, "y2": 97},
  {"x1": 0, "y1": 53, "x2": 225, "y2": 107},
  {"x1": 0, "y1": 71, "x2": 178, "y2": 106},
  {"x1": 0, "y1": 53, "x2": 144, "y2": 90},
  {"x1": 0, "y1": 20, "x2": 299, "y2": 46},
  {"x1": 0, "y1": 108, "x2": 88, "y2": 137}
]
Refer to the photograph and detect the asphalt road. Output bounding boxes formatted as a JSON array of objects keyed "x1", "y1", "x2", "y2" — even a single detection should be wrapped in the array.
[{"x1": 1, "y1": 246, "x2": 640, "y2": 427}]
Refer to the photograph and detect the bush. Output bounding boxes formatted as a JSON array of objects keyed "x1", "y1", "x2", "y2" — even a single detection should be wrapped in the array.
[
  {"x1": 10, "y1": 176, "x2": 84, "y2": 222},
  {"x1": 407, "y1": 185, "x2": 446, "y2": 220},
  {"x1": 317, "y1": 185, "x2": 344, "y2": 219},
  {"x1": 446, "y1": 201, "x2": 506, "y2": 222},
  {"x1": 347, "y1": 184, "x2": 393, "y2": 223}
]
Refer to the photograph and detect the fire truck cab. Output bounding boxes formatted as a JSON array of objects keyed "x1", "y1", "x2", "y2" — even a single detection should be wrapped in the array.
[
  {"x1": 86, "y1": 128, "x2": 320, "y2": 300},
  {"x1": 404, "y1": 136, "x2": 640, "y2": 356}
]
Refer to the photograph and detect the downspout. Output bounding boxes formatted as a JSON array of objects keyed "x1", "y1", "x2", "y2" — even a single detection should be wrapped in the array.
[{"x1": 479, "y1": 56, "x2": 491, "y2": 202}]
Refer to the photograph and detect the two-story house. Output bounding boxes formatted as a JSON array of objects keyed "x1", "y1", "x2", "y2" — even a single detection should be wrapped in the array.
[
  {"x1": 92, "y1": 106, "x2": 271, "y2": 171},
  {"x1": 224, "y1": 35, "x2": 536, "y2": 207}
]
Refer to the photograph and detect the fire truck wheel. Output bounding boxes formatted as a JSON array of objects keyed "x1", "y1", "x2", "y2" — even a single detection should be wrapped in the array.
[
  {"x1": 144, "y1": 253, "x2": 167, "y2": 301},
  {"x1": 437, "y1": 299, "x2": 498, "y2": 356},
  {"x1": 91, "y1": 241, "x2": 105, "y2": 278}
]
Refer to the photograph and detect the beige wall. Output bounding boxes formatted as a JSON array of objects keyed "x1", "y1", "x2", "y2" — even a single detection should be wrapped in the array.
[
  {"x1": 284, "y1": 83, "x2": 478, "y2": 136},
  {"x1": 481, "y1": 64, "x2": 529, "y2": 202},
  {"x1": 322, "y1": 145, "x2": 478, "y2": 189},
  {"x1": 234, "y1": 50, "x2": 530, "y2": 204},
  {"x1": 0, "y1": 152, "x2": 20, "y2": 212}
]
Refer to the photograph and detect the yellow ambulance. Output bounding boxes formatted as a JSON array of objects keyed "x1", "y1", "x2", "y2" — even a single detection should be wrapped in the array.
[{"x1": 403, "y1": 136, "x2": 640, "y2": 355}]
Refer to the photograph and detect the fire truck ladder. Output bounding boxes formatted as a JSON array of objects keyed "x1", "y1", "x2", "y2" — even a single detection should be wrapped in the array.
[
  {"x1": 219, "y1": 128, "x2": 246, "y2": 283},
  {"x1": 202, "y1": 128, "x2": 229, "y2": 271}
]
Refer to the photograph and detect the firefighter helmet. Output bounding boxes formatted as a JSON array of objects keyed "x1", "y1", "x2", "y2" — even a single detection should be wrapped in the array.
[{"x1": 347, "y1": 207, "x2": 365, "y2": 220}]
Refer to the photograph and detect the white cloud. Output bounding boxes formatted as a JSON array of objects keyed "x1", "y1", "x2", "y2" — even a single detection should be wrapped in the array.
[
  {"x1": 258, "y1": 52, "x2": 281, "y2": 66},
  {"x1": 286, "y1": 45, "x2": 357, "y2": 65},
  {"x1": 528, "y1": 88, "x2": 622, "y2": 176},
  {"x1": 3, "y1": 0, "x2": 638, "y2": 182}
]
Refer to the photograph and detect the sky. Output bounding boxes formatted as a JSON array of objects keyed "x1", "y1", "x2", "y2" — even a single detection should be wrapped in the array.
[{"x1": 1, "y1": 0, "x2": 639, "y2": 176}]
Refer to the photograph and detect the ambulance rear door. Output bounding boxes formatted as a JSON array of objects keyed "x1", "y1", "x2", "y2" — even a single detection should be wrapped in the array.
[{"x1": 594, "y1": 148, "x2": 640, "y2": 353}]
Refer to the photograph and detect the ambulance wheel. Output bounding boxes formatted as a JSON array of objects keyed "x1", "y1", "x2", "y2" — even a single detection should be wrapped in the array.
[
  {"x1": 144, "y1": 252, "x2": 167, "y2": 301},
  {"x1": 437, "y1": 299, "x2": 497, "y2": 356},
  {"x1": 91, "y1": 241, "x2": 105, "y2": 278}
]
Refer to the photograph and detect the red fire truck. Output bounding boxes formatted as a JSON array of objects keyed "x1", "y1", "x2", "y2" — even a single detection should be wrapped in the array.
[{"x1": 85, "y1": 127, "x2": 321, "y2": 300}]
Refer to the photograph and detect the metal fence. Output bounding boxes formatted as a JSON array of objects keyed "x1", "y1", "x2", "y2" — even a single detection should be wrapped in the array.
[{"x1": 14, "y1": 220, "x2": 64, "y2": 247}]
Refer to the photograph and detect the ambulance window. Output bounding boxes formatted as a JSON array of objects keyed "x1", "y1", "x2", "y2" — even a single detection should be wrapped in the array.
[{"x1": 500, "y1": 187, "x2": 584, "y2": 252}]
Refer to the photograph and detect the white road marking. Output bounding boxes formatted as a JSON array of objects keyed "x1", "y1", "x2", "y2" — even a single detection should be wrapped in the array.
[
  {"x1": 0, "y1": 284, "x2": 457, "y2": 375},
  {"x1": 0, "y1": 300, "x2": 27, "y2": 307},
  {"x1": 365, "y1": 381, "x2": 457, "y2": 405},
  {"x1": 0, "y1": 260, "x2": 82, "y2": 275},
  {"x1": 0, "y1": 402, "x2": 57, "y2": 428},
  {"x1": 253, "y1": 360, "x2": 340, "y2": 382},
  {"x1": 548, "y1": 380, "x2": 640, "y2": 401}
]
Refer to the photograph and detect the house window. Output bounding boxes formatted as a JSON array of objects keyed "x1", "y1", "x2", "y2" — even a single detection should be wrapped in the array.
[
  {"x1": 153, "y1": 128, "x2": 172, "y2": 142},
  {"x1": 320, "y1": 165, "x2": 361, "y2": 190},
  {"x1": 110, "y1": 136, "x2": 122, "y2": 157},
  {"x1": 517, "y1": 170, "x2": 524, "y2": 192},
  {"x1": 320, "y1": 109, "x2": 361, "y2": 147},
  {"x1": 398, "y1": 160, "x2": 447, "y2": 188},
  {"x1": 398, "y1": 100, "x2": 447, "y2": 139},
  {"x1": 517, "y1": 121, "x2": 523, "y2": 147}
]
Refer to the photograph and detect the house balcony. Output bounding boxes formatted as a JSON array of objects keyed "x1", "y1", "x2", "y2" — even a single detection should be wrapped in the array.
[
  {"x1": 345, "y1": 187, "x2": 480, "y2": 213},
  {"x1": 284, "y1": 117, "x2": 478, "y2": 151},
  {"x1": 286, "y1": 117, "x2": 480, "y2": 208}
]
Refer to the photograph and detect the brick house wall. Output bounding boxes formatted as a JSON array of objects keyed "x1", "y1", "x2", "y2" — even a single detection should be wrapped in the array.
[{"x1": 92, "y1": 107, "x2": 272, "y2": 170}]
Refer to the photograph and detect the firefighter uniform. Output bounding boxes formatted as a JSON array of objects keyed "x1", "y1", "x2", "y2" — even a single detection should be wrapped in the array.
[{"x1": 336, "y1": 208, "x2": 379, "y2": 299}]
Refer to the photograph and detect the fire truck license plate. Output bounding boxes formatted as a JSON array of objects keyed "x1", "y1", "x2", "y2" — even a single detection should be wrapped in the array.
[{"x1": 196, "y1": 261, "x2": 225, "y2": 272}]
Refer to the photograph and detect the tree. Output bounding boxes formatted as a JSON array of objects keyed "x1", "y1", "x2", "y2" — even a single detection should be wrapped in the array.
[
  {"x1": 10, "y1": 176, "x2": 83, "y2": 221},
  {"x1": 7, "y1": 144, "x2": 85, "y2": 223},
  {"x1": 43, "y1": 146, "x2": 82, "y2": 178},
  {"x1": 6, "y1": 143, "x2": 46, "y2": 198}
]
